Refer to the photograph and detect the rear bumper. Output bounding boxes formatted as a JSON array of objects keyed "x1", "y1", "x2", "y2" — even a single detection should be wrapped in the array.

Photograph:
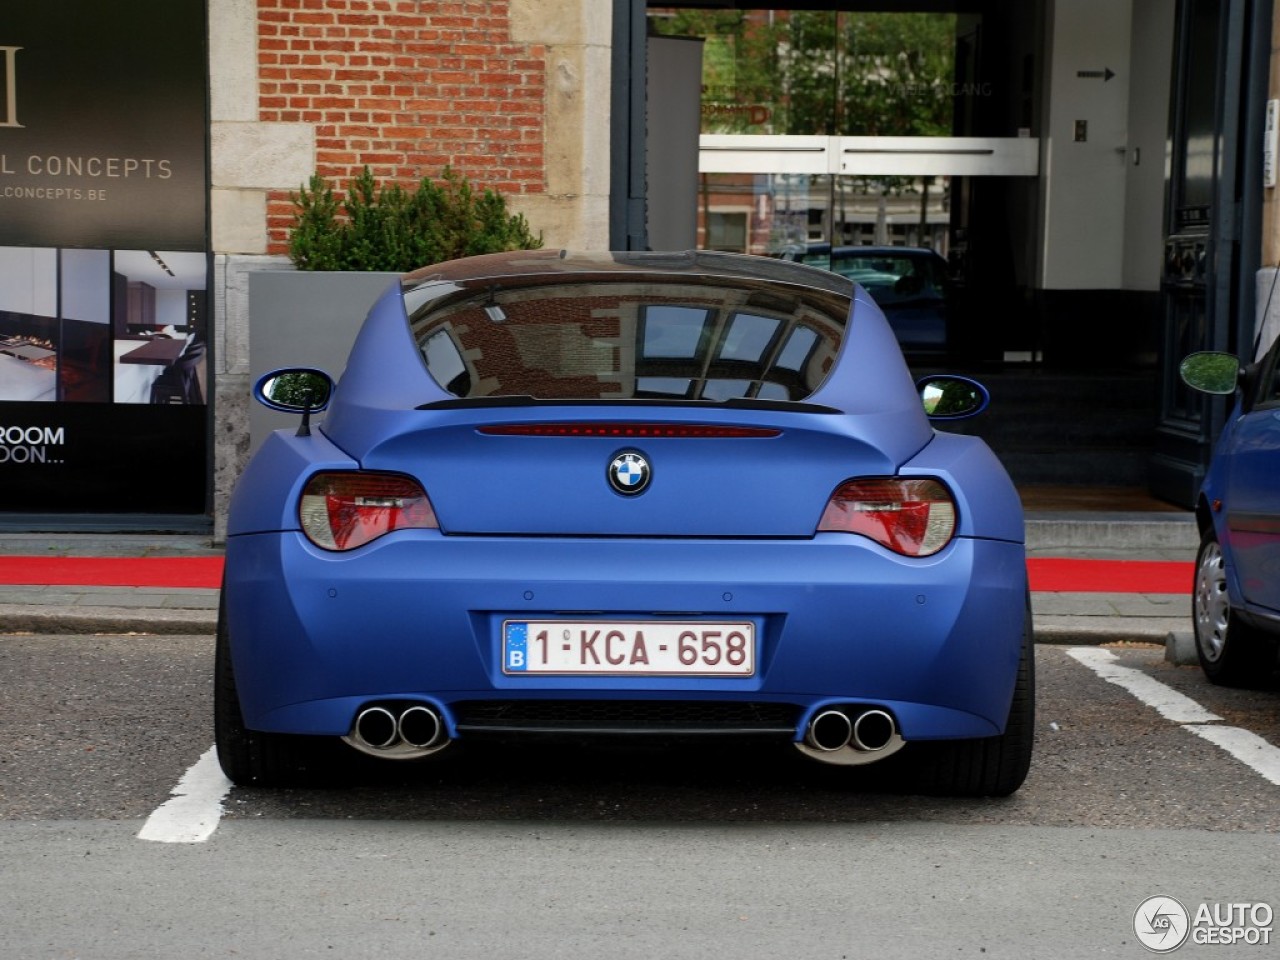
[{"x1": 224, "y1": 530, "x2": 1027, "y2": 742}]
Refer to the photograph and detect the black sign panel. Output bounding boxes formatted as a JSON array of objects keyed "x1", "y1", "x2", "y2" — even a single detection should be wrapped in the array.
[
  {"x1": 0, "y1": 2, "x2": 209, "y2": 518},
  {"x1": 0, "y1": 3, "x2": 207, "y2": 249},
  {"x1": 0, "y1": 402, "x2": 206, "y2": 514}
]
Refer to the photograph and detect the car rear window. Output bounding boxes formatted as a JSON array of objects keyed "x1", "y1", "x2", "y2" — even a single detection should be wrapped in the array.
[{"x1": 405, "y1": 275, "x2": 849, "y2": 403}]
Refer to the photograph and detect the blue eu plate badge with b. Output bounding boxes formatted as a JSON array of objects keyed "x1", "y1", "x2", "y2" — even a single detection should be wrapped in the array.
[{"x1": 504, "y1": 622, "x2": 528, "y2": 672}]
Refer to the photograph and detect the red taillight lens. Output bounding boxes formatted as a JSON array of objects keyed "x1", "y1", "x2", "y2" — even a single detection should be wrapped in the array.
[
  {"x1": 818, "y1": 478, "x2": 957, "y2": 557},
  {"x1": 299, "y1": 472, "x2": 438, "y2": 551}
]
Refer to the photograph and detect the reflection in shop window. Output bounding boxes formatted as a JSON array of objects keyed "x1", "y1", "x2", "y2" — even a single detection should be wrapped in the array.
[
  {"x1": 652, "y1": 9, "x2": 959, "y2": 258},
  {"x1": 706, "y1": 211, "x2": 748, "y2": 253},
  {"x1": 699, "y1": 172, "x2": 951, "y2": 257},
  {"x1": 649, "y1": 9, "x2": 956, "y2": 137}
]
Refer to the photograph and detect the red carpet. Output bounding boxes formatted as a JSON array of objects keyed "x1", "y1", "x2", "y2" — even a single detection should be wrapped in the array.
[
  {"x1": 0, "y1": 555, "x2": 1192, "y2": 594},
  {"x1": 0, "y1": 556, "x2": 225, "y2": 588},
  {"x1": 1026, "y1": 558, "x2": 1191, "y2": 594}
]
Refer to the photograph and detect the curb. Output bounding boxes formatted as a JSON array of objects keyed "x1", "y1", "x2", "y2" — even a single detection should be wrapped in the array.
[
  {"x1": 1031, "y1": 614, "x2": 1185, "y2": 646},
  {"x1": 1033, "y1": 624, "x2": 1173, "y2": 646},
  {"x1": 0, "y1": 606, "x2": 217, "y2": 636}
]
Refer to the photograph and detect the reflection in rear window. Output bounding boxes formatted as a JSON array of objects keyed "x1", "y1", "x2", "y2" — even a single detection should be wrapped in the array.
[
  {"x1": 641, "y1": 306, "x2": 711, "y2": 358},
  {"x1": 406, "y1": 276, "x2": 849, "y2": 402}
]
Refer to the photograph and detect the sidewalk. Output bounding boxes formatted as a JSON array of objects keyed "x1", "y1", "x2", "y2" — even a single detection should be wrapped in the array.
[
  {"x1": 0, "y1": 533, "x2": 221, "y2": 635},
  {"x1": 1024, "y1": 509, "x2": 1196, "y2": 645},
  {"x1": 0, "y1": 513, "x2": 1201, "y2": 645}
]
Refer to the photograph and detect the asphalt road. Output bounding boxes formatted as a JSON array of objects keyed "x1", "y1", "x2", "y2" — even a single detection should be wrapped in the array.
[{"x1": 2, "y1": 634, "x2": 1278, "y2": 959}]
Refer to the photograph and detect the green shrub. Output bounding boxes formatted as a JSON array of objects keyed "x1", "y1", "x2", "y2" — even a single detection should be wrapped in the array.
[{"x1": 287, "y1": 166, "x2": 542, "y2": 271}]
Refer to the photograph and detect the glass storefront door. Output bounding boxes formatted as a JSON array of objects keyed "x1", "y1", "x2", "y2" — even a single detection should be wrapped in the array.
[
  {"x1": 649, "y1": 6, "x2": 1041, "y2": 366},
  {"x1": 651, "y1": 6, "x2": 969, "y2": 256}
]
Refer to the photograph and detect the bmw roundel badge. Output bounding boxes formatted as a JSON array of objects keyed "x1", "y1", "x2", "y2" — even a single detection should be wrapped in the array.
[{"x1": 607, "y1": 451, "x2": 651, "y2": 495}]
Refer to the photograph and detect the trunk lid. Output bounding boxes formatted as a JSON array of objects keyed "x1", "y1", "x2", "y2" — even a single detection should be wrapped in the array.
[{"x1": 360, "y1": 405, "x2": 902, "y2": 538}]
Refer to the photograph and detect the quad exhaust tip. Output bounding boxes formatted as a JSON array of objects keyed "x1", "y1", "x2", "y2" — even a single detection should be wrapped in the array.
[
  {"x1": 798, "y1": 707, "x2": 904, "y2": 766},
  {"x1": 346, "y1": 703, "x2": 450, "y2": 759}
]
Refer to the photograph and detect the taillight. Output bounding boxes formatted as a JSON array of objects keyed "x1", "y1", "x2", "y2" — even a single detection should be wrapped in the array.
[
  {"x1": 299, "y1": 472, "x2": 438, "y2": 551},
  {"x1": 818, "y1": 478, "x2": 957, "y2": 557}
]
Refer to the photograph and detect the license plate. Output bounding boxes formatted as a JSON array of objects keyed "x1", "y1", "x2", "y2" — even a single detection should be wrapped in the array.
[{"x1": 502, "y1": 620, "x2": 756, "y2": 676}]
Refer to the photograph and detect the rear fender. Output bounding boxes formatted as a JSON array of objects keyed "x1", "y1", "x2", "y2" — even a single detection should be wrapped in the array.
[
  {"x1": 227, "y1": 427, "x2": 358, "y2": 536},
  {"x1": 900, "y1": 432, "x2": 1024, "y2": 543}
]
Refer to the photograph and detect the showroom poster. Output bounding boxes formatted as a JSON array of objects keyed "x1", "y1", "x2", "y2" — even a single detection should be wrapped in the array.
[{"x1": 0, "y1": 1, "x2": 209, "y2": 515}]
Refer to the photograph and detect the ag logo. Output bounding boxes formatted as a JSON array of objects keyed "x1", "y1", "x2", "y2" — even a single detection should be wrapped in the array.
[
  {"x1": 1134, "y1": 896, "x2": 1190, "y2": 953},
  {"x1": 607, "y1": 451, "x2": 651, "y2": 495}
]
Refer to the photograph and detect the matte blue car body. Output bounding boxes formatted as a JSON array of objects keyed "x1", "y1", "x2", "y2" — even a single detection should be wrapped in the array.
[
  {"x1": 1198, "y1": 396, "x2": 1280, "y2": 620},
  {"x1": 224, "y1": 532, "x2": 1023, "y2": 740},
  {"x1": 224, "y1": 251, "x2": 1026, "y2": 752}
]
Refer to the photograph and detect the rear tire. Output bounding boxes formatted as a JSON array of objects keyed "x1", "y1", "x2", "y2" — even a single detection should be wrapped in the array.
[
  {"x1": 904, "y1": 594, "x2": 1035, "y2": 797},
  {"x1": 1193, "y1": 530, "x2": 1278, "y2": 687},
  {"x1": 214, "y1": 589, "x2": 336, "y2": 786}
]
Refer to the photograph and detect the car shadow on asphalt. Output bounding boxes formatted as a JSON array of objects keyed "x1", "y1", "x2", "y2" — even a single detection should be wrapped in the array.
[{"x1": 227, "y1": 738, "x2": 1030, "y2": 823}]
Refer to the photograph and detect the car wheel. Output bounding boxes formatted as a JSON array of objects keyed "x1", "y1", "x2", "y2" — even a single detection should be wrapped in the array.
[
  {"x1": 1192, "y1": 530, "x2": 1277, "y2": 687},
  {"x1": 214, "y1": 589, "x2": 336, "y2": 786},
  {"x1": 904, "y1": 594, "x2": 1035, "y2": 797}
]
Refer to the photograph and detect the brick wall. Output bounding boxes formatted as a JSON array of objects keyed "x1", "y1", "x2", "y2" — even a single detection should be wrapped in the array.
[{"x1": 257, "y1": 0, "x2": 547, "y2": 253}]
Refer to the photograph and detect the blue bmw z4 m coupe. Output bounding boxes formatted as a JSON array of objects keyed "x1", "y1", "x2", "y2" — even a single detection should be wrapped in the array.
[{"x1": 217, "y1": 250, "x2": 1033, "y2": 795}]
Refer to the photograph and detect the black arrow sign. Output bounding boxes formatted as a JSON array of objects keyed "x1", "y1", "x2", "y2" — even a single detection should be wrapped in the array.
[{"x1": 1077, "y1": 67, "x2": 1116, "y2": 81}]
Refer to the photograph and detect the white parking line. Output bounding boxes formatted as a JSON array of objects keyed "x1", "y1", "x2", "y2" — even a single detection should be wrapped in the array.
[
  {"x1": 1068, "y1": 647, "x2": 1222, "y2": 724},
  {"x1": 1186, "y1": 725, "x2": 1280, "y2": 787},
  {"x1": 1068, "y1": 647, "x2": 1280, "y2": 788},
  {"x1": 137, "y1": 745, "x2": 231, "y2": 843}
]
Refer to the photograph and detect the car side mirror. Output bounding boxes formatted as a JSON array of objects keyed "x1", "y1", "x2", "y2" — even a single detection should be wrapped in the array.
[
  {"x1": 254, "y1": 368, "x2": 334, "y2": 437},
  {"x1": 255, "y1": 368, "x2": 333, "y2": 412},
  {"x1": 1178, "y1": 352, "x2": 1241, "y2": 395},
  {"x1": 917, "y1": 375, "x2": 989, "y2": 420}
]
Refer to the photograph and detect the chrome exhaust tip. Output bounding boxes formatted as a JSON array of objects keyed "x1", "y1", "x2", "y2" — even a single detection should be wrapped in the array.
[
  {"x1": 806, "y1": 709, "x2": 854, "y2": 752},
  {"x1": 851, "y1": 709, "x2": 896, "y2": 752},
  {"x1": 795, "y1": 705, "x2": 905, "y2": 767},
  {"x1": 344, "y1": 703, "x2": 453, "y2": 760},
  {"x1": 397, "y1": 705, "x2": 444, "y2": 749},
  {"x1": 353, "y1": 706, "x2": 399, "y2": 749}
]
